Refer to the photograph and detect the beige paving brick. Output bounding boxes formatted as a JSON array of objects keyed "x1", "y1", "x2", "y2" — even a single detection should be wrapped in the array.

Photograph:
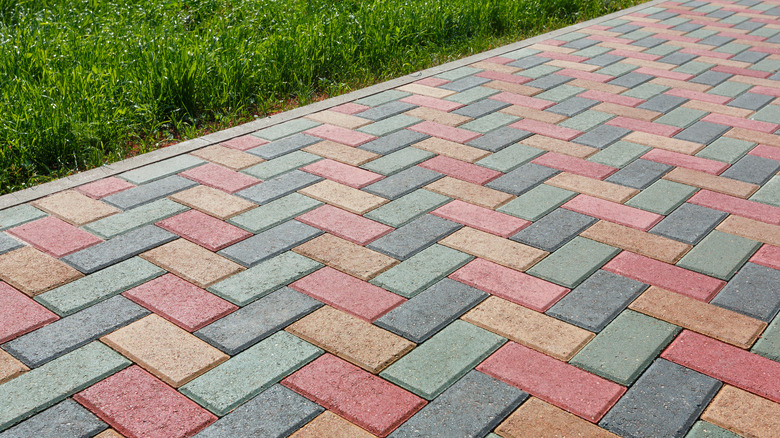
[
  {"x1": 305, "y1": 110, "x2": 373, "y2": 130},
  {"x1": 303, "y1": 140, "x2": 380, "y2": 166},
  {"x1": 521, "y1": 135, "x2": 597, "y2": 159},
  {"x1": 629, "y1": 287, "x2": 767, "y2": 349},
  {"x1": 726, "y1": 127, "x2": 780, "y2": 148},
  {"x1": 440, "y1": 227, "x2": 547, "y2": 272},
  {"x1": 299, "y1": 180, "x2": 388, "y2": 215},
  {"x1": 682, "y1": 101, "x2": 753, "y2": 118},
  {"x1": 545, "y1": 173, "x2": 638, "y2": 203},
  {"x1": 101, "y1": 314, "x2": 228, "y2": 387},
  {"x1": 528, "y1": 43, "x2": 576, "y2": 54},
  {"x1": 716, "y1": 215, "x2": 780, "y2": 247},
  {"x1": 290, "y1": 411, "x2": 376, "y2": 438},
  {"x1": 623, "y1": 132, "x2": 704, "y2": 155},
  {"x1": 425, "y1": 177, "x2": 514, "y2": 210},
  {"x1": 169, "y1": 185, "x2": 256, "y2": 220},
  {"x1": 286, "y1": 306, "x2": 414, "y2": 374},
  {"x1": 702, "y1": 386, "x2": 780, "y2": 438},
  {"x1": 140, "y1": 239, "x2": 244, "y2": 288},
  {"x1": 293, "y1": 233, "x2": 398, "y2": 281},
  {"x1": 463, "y1": 296, "x2": 593, "y2": 361},
  {"x1": 413, "y1": 137, "x2": 490, "y2": 163},
  {"x1": 0, "y1": 247, "x2": 82, "y2": 296},
  {"x1": 31, "y1": 190, "x2": 119, "y2": 226},
  {"x1": 0, "y1": 348, "x2": 28, "y2": 385},
  {"x1": 496, "y1": 398, "x2": 619, "y2": 438},
  {"x1": 501, "y1": 106, "x2": 568, "y2": 124},
  {"x1": 469, "y1": 61, "x2": 520, "y2": 74},
  {"x1": 95, "y1": 430, "x2": 124, "y2": 438},
  {"x1": 592, "y1": 103, "x2": 661, "y2": 122},
  {"x1": 663, "y1": 167, "x2": 759, "y2": 198},
  {"x1": 728, "y1": 74, "x2": 780, "y2": 88},
  {"x1": 581, "y1": 220, "x2": 691, "y2": 264},
  {"x1": 567, "y1": 79, "x2": 627, "y2": 95},
  {"x1": 189, "y1": 145, "x2": 264, "y2": 170},
  {"x1": 599, "y1": 41, "x2": 645, "y2": 52},
  {"x1": 396, "y1": 84, "x2": 456, "y2": 99},
  {"x1": 650, "y1": 77, "x2": 710, "y2": 93},
  {"x1": 546, "y1": 59, "x2": 601, "y2": 72},
  {"x1": 483, "y1": 80, "x2": 542, "y2": 96},
  {"x1": 404, "y1": 107, "x2": 472, "y2": 127},
  {"x1": 621, "y1": 58, "x2": 675, "y2": 71}
]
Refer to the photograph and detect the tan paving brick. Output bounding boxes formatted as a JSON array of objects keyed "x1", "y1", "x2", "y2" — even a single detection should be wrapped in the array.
[
  {"x1": 568, "y1": 78, "x2": 627, "y2": 95},
  {"x1": 305, "y1": 110, "x2": 373, "y2": 130},
  {"x1": 545, "y1": 173, "x2": 638, "y2": 203},
  {"x1": 189, "y1": 145, "x2": 264, "y2": 170},
  {"x1": 293, "y1": 233, "x2": 398, "y2": 281},
  {"x1": 286, "y1": 306, "x2": 414, "y2": 374},
  {"x1": 483, "y1": 80, "x2": 542, "y2": 96},
  {"x1": 501, "y1": 106, "x2": 568, "y2": 124},
  {"x1": 629, "y1": 287, "x2": 767, "y2": 349},
  {"x1": 140, "y1": 239, "x2": 244, "y2": 288},
  {"x1": 31, "y1": 190, "x2": 119, "y2": 226},
  {"x1": 726, "y1": 127, "x2": 780, "y2": 148},
  {"x1": 546, "y1": 59, "x2": 601, "y2": 72},
  {"x1": 303, "y1": 140, "x2": 381, "y2": 166},
  {"x1": 396, "y1": 84, "x2": 456, "y2": 99},
  {"x1": 463, "y1": 296, "x2": 593, "y2": 361},
  {"x1": 101, "y1": 314, "x2": 228, "y2": 387},
  {"x1": 299, "y1": 180, "x2": 388, "y2": 215},
  {"x1": 663, "y1": 167, "x2": 759, "y2": 198},
  {"x1": 592, "y1": 103, "x2": 661, "y2": 122},
  {"x1": 95, "y1": 430, "x2": 124, "y2": 438},
  {"x1": 0, "y1": 348, "x2": 28, "y2": 385},
  {"x1": 413, "y1": 137, "x2": 490, "y2": 163},
  {"x1": 169, "y1": 185, "x2": 256, "y2": 220},
  {"x1": 581, "y1": 220, "x2": 691, "y2": 264},
  {"x1": 599, "y1": 41, "x2": 645, "y2": 52},
  {"x1": 521, "y1": 136, "x2": 598, "y2": 159},
  {"x1": 290, "y1": 411, "x2": 376, "y2": 438},
  {"x1": 440, "y1": 227, "x2": 547, "y2": 272},
  {"x1": 404, "y1": 107, "x2": 472, "y2": 127},
  {"x1": 716, "y1": 215, "x2": 780, "y2": 247},
  {"x1": 0, "y1": 247, "x2": 83, "y2": 296},
  {"x1": 529, "y1": 43, "x2": 576, "y2": 54},
  {"x1": 623, "y1": 132, "x2": 704, "y2": 155},
  {"x1": 496, "y1": 397, "x2": 620, "y2": 438},
  {"x1": 621, "y1": 58, "x2": 675, "y2": 71},
  {"x1": 682, "y1": 100, "x2": 754, "y2": 118},
  {"x1": 650, "y1": 77, "x2": 710, "y2": 93},
  {"x1": 469, "y1": 60, "x2": 520, "y2": 74},
  {"x1": 425, "y1": 177, "x2": 514, "y2": 209},
  {"x1": 701, "y1": 386, "x2": 780, "y2": 438}
]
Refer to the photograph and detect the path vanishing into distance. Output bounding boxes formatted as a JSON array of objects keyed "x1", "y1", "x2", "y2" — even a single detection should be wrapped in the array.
[{"x1": 1, "y1": 0, "x2": 780, "y2": 436}]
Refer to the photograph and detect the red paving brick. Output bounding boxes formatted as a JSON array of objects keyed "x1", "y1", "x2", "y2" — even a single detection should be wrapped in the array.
[
  {"x1": 749, "y1": 244, "x2": 780, "y2": 270},
  {"x1": 510, "y1": 119, "x2": 583, "y2": 141},
  {"x1": 301, "y1": 159, "x2": 384, "y2": 189},
  {"x1": 7, "y1": 216, "x2": 102, "y2": 258},
  {"x1": 330, "y1": 102, "x2": 371, "y2": 115},
  {"x1": 642, "y1": 149, "x2": 730, "y2": 175},
  {"x1": 304, "y1": 124, "x2": 377, "y2": 147},
  {"x1": 179, "y1": 163, "x2": 261, "y2": 193},
  {"x1": 702, "y1": 113, "x2": 779, "y2": 134},
  {"x1": 579, "y1": 91, "x2": 644, "y2": 108},
  {"x1": 0, "y1": 282, "x2": 58, "y2": 344},
  {"x1": 562, "y1": 195, "x2": 664, "y2": 231},
  {"x1": 432, "y1": 200, "x2": 530, "y2": 238},
  {"x1": 606, "y1": 117, "x2": 682, "y2": 137},
  {"x1": 532, "y1": 152, "x2": 618, "y2": 180},
  {"x1": 475, "y1": 70, "x2": 533, "y2": 84},
  {"x1": 418, "y1": 155, "x2": 502, "y2": 185},
  {"x1": 77, "y1": 177, "x2": 135, "y2": 199},
  {"x1": 688, "y1": 190, "x2": 780, "y2": 225},
  {"x1": 220, "y1": 135, "x2": 269, "y2": 151},
  {"x1": 748, "y1": 144, "x2": 780, "y2": 161},
  {"x1": 295, "y1": 204, "x2": 393, "y2": 245},
  {"x1": 156, "y1": 210, "x2": 252, "y2": 251}
]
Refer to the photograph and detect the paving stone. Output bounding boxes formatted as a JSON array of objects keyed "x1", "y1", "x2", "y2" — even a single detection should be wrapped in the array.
[
  {"x1": 564, "y1": 194, "x2": 664, "y2": 231},
  {"x1": 432, "y1": 199, "x2": 528, "y2": 237},
  {"x1": 588, "y1": 140, "x2": 650, "y2": 168},
  {"x1": 219, "y1": 220, "x2": 321, "y2": 268},
  {"x1": 228, "y1": 193, "x2": 321, "y2": 233},
  {"x1": 750, "y1": 243, "x2": 780, "y2": 270},
  {"x1": 248, "y1": 134, "x2": 322, "y2": 159},
  {"x1": 0, "y1": 349, "x2": 27, "y2": 385},
  {"x1": 0, "y1": 399, "x2": 107, "y2": 438},
  {"x1": 302, "y1": 139, "x2": 380, "y2": 166},
  {"x1": 511, "y1": 206, "x2": 595, "y2": 252},
  {"x1": 242, "y1": 150, "x2": 321, "y2": 180},
  {"x1": 119, "y1": 155, "x2": 206, "y2": 185},
  {"x1": 599, "y1": 358, "x2": 721, "y2": 438},
  {"x1": 32, "y1": 190, "x2": 119, "y2": 226},
  {"x1": 357, "y1": 101, "x2": 417, "y2": 121},
  {"x1": 0, "y1": 205, "x2": 47, "y2": 231},
  {"x1": 235, "y1": 169, "x2": 321, "y2": 205},
  {"x1": 360, "y1": 115, "x2": 422, "y2": 137},
  {"x1": 190, "y1": 145, "x2": 264, "y2": 170},
  {"x1": 368, "y1": 214, "x2": 461, "y2": 260},
  {"x1": 181, "y1": 162, "x2": 262, "y2": 193},
  {"x1": 360, "y1": 147, "x2": 435, "y2": 176},
  {"x1": 371, "y1": 244, "x2": 472, "y2": 298},
  {"x1": 685, "y1": 421, "x2": 740, "y2": 438},
  {"x1": 0, "y1": 282, "x2": 58, "y2": 344},
  {"x1": 426, "y1": 176, "x2": 513, "y2": 209},
  {"x1": 496, "y1": 398, "x2": 619, "y2": 438},
  {"x1": 157, "y1": 209, "x2": 250, "y2": 251},
  {"x1": 548, "y1": 96, "x2": 600, "y2": 117},
  {"x1": 290, "y1": 411, "x2": 375, "y2": 438},
  {"x1": 466, "y1": 126, "x2": 532, "y2": 152},
  {"x1": 710, "y1": 262, "x2": 780, "y2": 322},
  {"x1": 300, "y1": 180, "x2": 388, "y2": 214},
  {"x1": 365, "y1": 189, "x2": 451, "y2": 228},
  {"x1": 84, "y1": 198, "x2": 189, "y2": 239},
  {"x1": 363, "y1": 166, "x2": 443, "y2": 200},
  {"x1": 6, "y1": 217, "x2": 101, "y2": 258},
  {"x1": 358, "y1": 129, "x2": 428, "y2": 155},
  {"x1": 700, "y1": 385, "x2": 780, "y2": 438},
  {"x1": 721, "y1": 154, "x2": 780, "y2": 186},
  {"x1": 0, "y1": 247, "x2": 83, "y2": 296},
  {"x1": 527, "y1": 236, "x2": 619, "y2": 288},
  {"x1": 497, "y1": 184, "x2": 576, "y2": 222},
  {"x1": 625, "y1": 179, "x2": 698, "y2": 215},
  {"x1": 752, "y1": 308, "x2": 780, "y2": 361},
  {"x1": 486, "y1": 163, "x2": 559, "y2": 196},
  {"x1": 452, "y1": 99, "x2": 511, "y2": 119},
  {"x1": 606, "y1": 159, "x2": 672, "y2": 189},
  {"x1": 102, "y1": 176, "x2": 197, "y2": 210},
  {"x1": 677, "y1": 230, "x2": 760, "y2": 280},
  {"x1": 253, "y1": 119, "x2": 321, "y2": 141},
  {"x1": 413, "y1": 137, "x2": 488, "y2": 163},
  {"x1": 582, "y1": 220, "x2": 692, "y2": 264},
  {"x1": 418, "y1": 154, "x2": 502, "y2": 185},
  {"x1": 572, "y1": 124, "x2": 630, "y2": 149},
  {"x1": 297, "y1": 204, "x2": 392, "y2": 245},
  {"x1": 294, "y1": 233, "x2": 397, "y2": 280},
  {"x1": 674, "y1": 121, "x2": 732, "y2": 145},
  {"x1": 440, "y1": 227, "x2": 547, "y2": 272},
  {"x1": 728, "y1": 92, "x2": 774, "y2": 110},
  {"x1": 650, "y1": 203, "x2": 727, "y2": 245}
]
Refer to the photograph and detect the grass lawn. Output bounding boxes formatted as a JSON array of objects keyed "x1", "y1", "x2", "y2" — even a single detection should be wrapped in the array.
[{"x1": 0, "y1": 0, "x2": 644, "y2": 194}]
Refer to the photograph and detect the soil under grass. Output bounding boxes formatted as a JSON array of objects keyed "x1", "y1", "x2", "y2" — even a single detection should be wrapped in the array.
[{"x1": 0, "y1": 0, "x2": 645, "y2": 194}]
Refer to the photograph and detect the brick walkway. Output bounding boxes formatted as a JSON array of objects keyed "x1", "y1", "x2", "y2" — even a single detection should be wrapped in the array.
[{"x1": 2, "y1": 0, "x2": 780, "y2": 436}]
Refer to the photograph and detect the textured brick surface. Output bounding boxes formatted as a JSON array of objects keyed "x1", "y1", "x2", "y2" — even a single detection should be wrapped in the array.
[
  {"x1": 0, "y1": 247, "x2": 83, "y2": 296},
  {"x1": 496, "y1": 398, "x2": 619, "y2": 438},
  {"x1": 219, "y1": 219, "x2": 322, "y2": 268},
  {"x1": 0, "y1": 399, "x2": 107, "y2": 438},
  {"x1": 701, "y1": 385, "x2": 780, "y2": 438},
  {"x1": 32, "y1": 190, "x2": 119, "y2": 226},
  {"x1": 0, "y1": 282, "x2": 58, "y2": 344},
  {"x1": 141, "y1": 239, "x2": 243, "y2": 288}
]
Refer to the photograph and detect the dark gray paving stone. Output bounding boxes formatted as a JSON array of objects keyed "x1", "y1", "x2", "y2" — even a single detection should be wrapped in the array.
[
  {"x1": 650, "y1": 203, "x2": 727, "y2": 245},
  {"x1": 389, "y1": 370, "x2": 527, "y2": 438},
  {"x1": 194, "y1": 385, "x2": 323, "y2": 438},
  {"x1": 2, "y1": 296, "x2": 148, "y2": 368},
  {"x1": 699, "y1": 35, "x2": 735, "y2": 47},
  {"x1": 674, "y1": 121, "x2": 731, "y2": 145},
  {"x1": 196, "y1": 287, "x2": 322, "y2": 355},
  {"x1": 633, "y1": 37, "x2": 666, "y2": 48},
  {"x1": 357, "y1": 101, "x2": 417, "y2": 121},
  {"x1": 525, "y1": 74, "x2": 573, "y2": 90},
  {"x1": 62, "y1": 225, "x2": 176, "y2": 274},
  {"x1": 375, "y1": 278, "x2": 488, "y2": 343},
  {"x1": 247, "y1": 133, "x2": 321, "y2": 159},
  {"x1": 585, "y1": 54, "x2": 625, "y2": 67},
  {"x1": 467, "y1": 127, "x2": 532, "y2": 152},
  {"x1": 658, "y1": 52, "x2": 698, "y2": 66},
  {"x1": 608, "y1": 72, "x2": 654, "y2": 88},
  {"x1": 507, "y1": 56, "x2": 550, "y2": 69},
  {"x1": 548, "y1": 97, "x2": 600, "y2": 117},
  {"x1": 486, "y1": 163, "x2": 558, "y2": 196},
  {"x1": 732, "y1": 20, "x2": 764, "y2": 31},
  {"x1": 511, "y1": 208, "x2": 597, "y2": 252},
  {"x1": 440, "y1": 76, "x2": 492, "y2": 92},
  {"x1": 236, "y1": 170, "x2": 322, "y2": 205},
  {"x1": 452, "y1": 99, "x2": 511, "y2": 119},
  {"x1": 572, "y1": 125, "x2": 630, "y2": 149},
  {"x1": 638, "y1": 94, "x2": 688, "y2": 113},
  {"x1": 690, "y1": 70, "x2": 732, "y2": 86},
  {"x1": 0, "y1": 399, "x2": 107, "y2": 438},
  {"x1": 359, "y1": 129, "x2": 428, "y2": 155},
  {"x1": 368, "y1": 215, "x2": 461, "y2": 260},
  {"x1": 606, "y1": 159, "x2": 672, "y2": 189},
  {"x1": 727, "y1": 92, "x2": 774, "y2": 110},
  {"x1": 720, "y1": 154, "x2": 780, "y2": 185},
  {"x1": 711, "y1": 263, "x2": 780, "y2": 322},
  {"x1": 546, "y1": 270, "x2": 648, "y2": 332},
  {"x1": 731, "y1": 50, "x2": 769, "y2": 63},
  {"x1": 0, "y1": 233, "x2": 23, "y2": 255},
  {"x1": 563, "y1": 37, "x2": 600, "y2": 49},
  {"x1": 102, "y1": 175, "x2": 197, "y2": 210},
  {"x1": 600, "y1": 359, "x2": 721, "y2": 438},
  {"x1": 218, "y1": 220, "x2": 322, "y2": 267},
  {"x1": 363, "y1": 166, "x2": 443, "y2": 200}
]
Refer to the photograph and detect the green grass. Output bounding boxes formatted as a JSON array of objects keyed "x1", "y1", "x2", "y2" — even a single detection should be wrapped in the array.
[{"x1": 0, "y1": 0, "x2": 644, "y2": 194}]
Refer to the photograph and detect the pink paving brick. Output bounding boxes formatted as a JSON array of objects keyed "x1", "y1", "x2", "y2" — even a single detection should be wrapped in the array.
[
  {"x1": 606, "y1": 117, "x2": 682, "y2": 137},
  {"x1": 476, "y1": 342, "x2": 626, "y2": 423},
  {"x1": 300, "y1": 159, "x2": 384, "y2": 189},
  {"x1": 680, "y1": 47, "x2": 733, "y2": 59},
  {"x1": 483, "y1": 56, "x2": 514, "y2": 65},
  {"x1": 179, "y1": 163, "x2": 261, "y2": 193},
  {"x1": 665, "y1": 88, "x2": 733, "y2": 105},
  {"x1": 577, "y1": 90, "x2": 645, "y2": 108},
  {"x1": 7, "y1": 216, "x2": 102, "y2": 258},
  {"x1": 281, "y1": 354, "x2": 426, "y2": 437},
  {"x1": 413, "y1": 77, "x2": 451, "y2": 87},
  {"x1": 532, "y1": 152, "x2": 618, "y2": 180},
  {"x1": 0, "y1": 282, "x2": 58, "y2": 344},
  {"x1": 475, "y1": 70, "x2": 533, "y2": 85},
  {"x1": 556, "y1": 69, "x2": 613, "y2": 83},
  {"x1": 750, "y1": 244, "x2": 780, "y2": 270},
  {"x1": 608, "y1": 49, "x2": 662, "y2": 61},
  {"x1": 541, "y1": 39, "x2": 566, "y2": 46},
  {"x1": 74, "y1": 365, "x2": 217, "y2": 438},
  {"x1": 304, "y1": 124, "x2": 377, "y2": 147},
  {"x1": 702, "y1": 113, "x2": 779, "y2": 134},
  {"x1": 688, "y1": 190, "x2": 780, "y2": 225},
  {"x1": 509, "y1": 119, "x2": 583, "y2": 142},
  {"x1": 748, "y1": 144, "x2": 780, "y2": 161},
  {"x1": 634, "y1": 67, "x2": 694, "y2": 81},
  {"x1": 661, "y1": 330, "x2": 780, "y2": 403},
  {"x1": 603, "y1": 251, "x2": 726, "y2": 302},
  {"x1": 750, "y1": 86, "x2": 780, "y2": 97},
  {"x1": 418, "y1": 155, "x2": 502, "y2": 185},
  {"x1": 295, "y1": 204, "x2": 393, "y2": 245},
  {"x1": 122, "y1": 273, "x2": 238, "y2": 332},
  {"x1": 219, "y1": 135, "x2": 269, "y2": 151},
  {"x1": 77, "y1": 177, "x2": 135, "y2": 199},
  {"x1": 562, "y1": 195, "x2": 664, "y2": 231},
  {"x1": 408, "y1": 121, "x2": 482, "y2": 143},
  {"x1": 290, "y1": 267, "x2": 405, "y2": 322},
  {"x1": 626, "y1": 20, "x2": 672, "y2": 29},
  {"x1": 156, "y1": 210, "x2": 251, "y2": 251},
  {"x1": 330, "y1": 102, "x2": 371, "y2": 115},
  {"x1": 431, "y1": 200, "x2": 530, "y2": 238},
  {"x1": 711, "y1": 65, "x2": 771, "y2": 79},
  {"x1": 400, "y1": 94, "x2": 465, "y2": 112},
  {"x1": 642, "y1": 149, "x2": 730, "y2": 175},
  {"x1": 449, "y1": 258, "x2": 568, "y2": 312},
  {"x1": 489, "y1": 92, "x2": 555, "y2": 110}
]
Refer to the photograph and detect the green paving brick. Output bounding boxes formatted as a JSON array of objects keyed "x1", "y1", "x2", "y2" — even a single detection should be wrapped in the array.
[
  {"x1": 721, "y1": 15, "x2": 750, "y2": 25},
  {"x1": 501, "y1": 47, "x2": 541, "y2": 60},
  {"x1": 695, "y1": 137, "x2": 755, "y2": 164},
  {"x1": 750, "y1": 2, "x2": 776, "y2": 10},
  {"x1": 621, "y1": 30, "x2": 653, "y2": 41},
  {"x1": 751, "y1": 313, "x2": 780, "y2": 362},
  {"x1": 364, "y1": 189, "x2": 451, "y2": 228},
  {"x1": 555, "y1": 32, "x2": 588, "y2": 42},
  {"x1": 686, "y1": 29, "x2": 719, "y2": 40},
  {"x1": 35, "y1": 257, "x2": 164, "y2": 316},
  {"x1": 435, "y1": 66, "x2": 482, "y2": 81},
  {"x1": 228, "y1": 193, "x2": 321, "y2": 233},
  {"x1": 498, "y1": 184, "x2": 576, "y2": 221},
  {"x1": 750, "y1": 176, "x2": 780, "y2": 208},
  {"x1": 713, "y1": 42, "x2": 751, "y2": 55},
  {"x1": 595, "y1": 62, "x2": 638, "y2": 77},
  {"x1": 644, "y1": 44, "x2": 680, "y2": 57},
  {"x1": 477, "y1": 143, "x2": 545, "y2": 172},
  {"x1": 180, "y1": 331, "x2": 322, "y2": 416},
  {"x1": 572, "y1": 46, "x2": 612, "y2": 58},
  {"x1": 119, "y1": 155, "x2": 205, "y2": 185},
  {"x1": 677, "y1": 230, "x2": 761, "y2": 281},
  {"x1": 535, "y1": 85, "x2": 585, "y2": 103},
  {"x1": 361, "y1": 147, "x2": 435, "y2": 175},
  {"x1": 625, "y1": 180, "x2": 698, "y2": 215},
  {"x1": 601, "y1": 18, "x2": 630, "y2": 27},
  {"x1": 654, "y1": 107, "x2": 706, "y2": 129},
  {"x1": 569, "y1": 310, "x2": 680, "y2": 386},
  {"x1": 751, "y1": 27, "x2": 780, "y2": 38},
  {"x1": 370, "y1": 244, "x2": 473, "y2": 298},
  {"x1": 708, "y1": 81, "x2": 752, "y2": 98},
  {"x1": 622, "y1": 83, "x2": 670, "y2": 100},
  {"x1": 692, "y1": 3, "x2": 719, "y2": 12},
  {"x1": 588, "y1": 141, "x2": 650, "y2": 168},
  {"x1": 380, "y1": 320, "x2": 505, "y2": 399},
  {"x1": 559, "y1": 111, "x2": 614, "y2": 132},
  {"x1": 751, "y1": 58, "x2": 780, "y2": 73},
  {"x1": 659, "y1": 16, "x2": 687, "y2": 27},
  {"x1": 208, "y1": 251, "x2": 322, "y2": 306},
  {"x1": 685, "y1": 421, "x2": 741, "y2": 438},
  {"x1": 517, "y1": 65, "x2": 561, "y2": 79},
  {"x1": 242, "y1": 151, "x2": 321, "y2": 180},
  {"x1": 0, "y1": 342, "x2": 130, "y2": 430},
  {"x1": 673, "y1": 61, "x2": 714, "y2": 76},
  {"x1": 459, "y1": 112, "x2": 519, "y2": 134},
  {"x1": 444, "y1": 87, "x2": 499, "y2": 105},
  {"x1": 83, "y1": 198, "x2": 189, "y2": 239},
  {"x1": 751, "y1": 105, "x2": 780, "y2": 124},
  {"x1": 252, "y1": 119, "x2": 321, "y2": 141},
  {"x1": 0, "y1": 204, "x2": 47, "y2": 231},
  {"x1": 355, "y1": 90, "x2": 411, "y2": 107},
  {"x1": 527, "y1": 236, "x2": 619, "y2": 288},
  {"x1": 358, "y1": 114, "x2": 422, "y2": 137}
]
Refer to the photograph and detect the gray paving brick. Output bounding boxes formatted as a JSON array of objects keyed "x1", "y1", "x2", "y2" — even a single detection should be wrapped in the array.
[
  {"x1": 2, "y1": 296, "x2": 148, "y2": 368},
  {"x1": 452, "y1": 99, "x2": 511, "y2": 119},
  {"x1": 658, "y1": 52, "x2": 698, "y2": 66},
  {"x1": 467, "y1": 127, "x2": 532, "y2": 152},
  {"x1": 0, "y1": 233, "x2": 23, "y2": 255},
  {"x1": 507, "y1": 56, "x2": 550, "y2": 69},
  {"x1": 563, "y1": 38, "x2": 600, "y2": 50},
  {"x1": 357, "y1": 101, "x2": 417, "y2": 121},
  {"x1": 674, "y1": 121, "x2": 730, "y2": 145},
  {"x1": 375, "y1": 278, "x2": 487, "y2": 343},
  {"x1": 118, "y1": 155, "x2": 205, "y2": 185},
  {"x1": 731, "y1": 50, "x2": 769, "y2": 63},
  {"x1": 368, "y1": 214, "x2": 461, "y2": 260},
  {"x1": 548, "y1": 97, "x2": 600, "y2": 117},
  {"x1": 247, "y1": 134, "x2": 321, "y2": 160},
  {"x1": 0, "y1": 204, "x2": 47, "y2": 231},
  {"x1": 599, "y1": 359, "x2": 721, "y2": 438},
  {"x1": 440, "y1": 76, "x2": 492, "y2": 92},
  {"x1": 700, "y1": 35, "x2": 735, "y2": 46},
  {"x1": 354, "y1": 90, "x2": 411, "y2": 107},
  {"x1": 102, "y1": 175, "x2": 197, "y2": 210},
  {"x1": 194, "y1": 385, "x2": 323, "y2": 438},
  {"x1": 251, "y1": 119, "x2": 321, "y2": 141},
  {"x1": 609, "y1": 72, "x2": 655, "y2": 88},
  {"x1": 720, "y1": 154, "x2": 780, "y2": 185},
  {"x1": 606, "y1": 159, "x2": 672, "y2": 189},
  {"x1": 363, "y1": 166, "x2": 443, "y2": 200},
  {"x1": 0, "y1": 399, "x2": 107, "y2": 438},
  {"x1": 359, "y1": 129, "x2": 428, "y2": 155},
  {"x1": 196, "y1": 287, "x2": 322, "y2": 355},
  {"x1": 638, "y1": 94, "x2": 688, "y2": 113},
  {"x1": 218, "y1": 220, "x2": 322, "y2": 267},
  {"x1": 650, "y1": 203, "x2": 727, "y2": 245},
  {"x1": 62, "y1": 224, "x2": 175, "y2": 274},
  {"x1": 546, "y1": 270, "x2": 649, "y2": 332},
  {"x1": 364, "y1": 189, "x2": 452, "y2": 228},
  {"x1": 83, "y1": 198, "x2": 189, "y2": 239},
  {"x1": 525, "y1": 74, "x2": 573, "y2": 90},
  {"x1": 486, "y1": 163, "x2": 559, "y2": 195},
  {"x1": 572, "y1": 124, "x2": 630, "y2": 149},
  {"x1": 672, "y1": 22, "x2": 704, "y2": 32},
  {"x1": 690, "y1": 70, "x2": 732, "y2": 86},
  {"x1": 711, "y1": 262, "x2": 780, "y2": 322},
  {"x1": 235, "y1": 170, "x2": 322, "y2": 205},
  {"x1": 728, "y1": 92, "x2": 773, "y2": 111},
  {"x1": 633, "y1": 37, "x2": 666, "y2": 48},
  {"x1": 510, "y1": 208, "x2": 596, "y2": 252},
  {"x1": 584, "y1": 54, "x2": 625, "y2": 67}
]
